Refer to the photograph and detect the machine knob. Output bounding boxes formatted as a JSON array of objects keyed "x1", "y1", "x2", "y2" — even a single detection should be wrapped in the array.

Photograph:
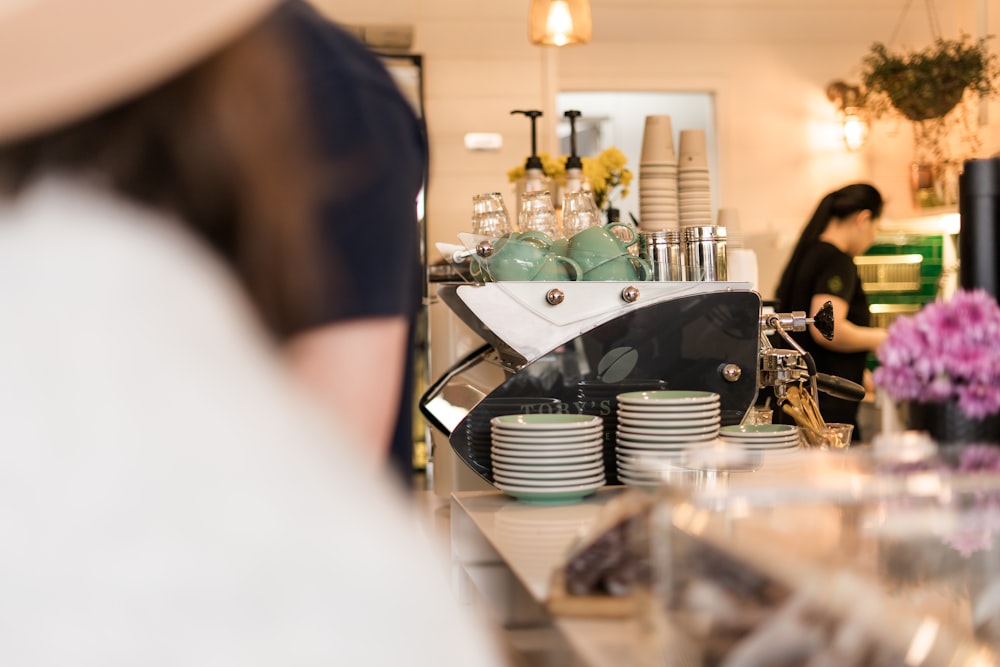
[
  {"x1": 721, "y1": 363, "x2": 742, "y2": 382},
  {"x1": 545, "y1": 288, "x2": 565, "y2": 305},
  {"x1": 475, "y1": 240, "x2": 495, "y2": 258},
  {"x1": 621, "y1": 285, "x2": 640, "y2": 303}
]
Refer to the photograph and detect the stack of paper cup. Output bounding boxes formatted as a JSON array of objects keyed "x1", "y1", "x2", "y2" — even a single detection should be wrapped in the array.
[
  {"x1": 678, "y1": 129, "x2": 712, "y2": 227},
  {"x1": 638, "y1": 115, "x2": 679, "y2": 231}
]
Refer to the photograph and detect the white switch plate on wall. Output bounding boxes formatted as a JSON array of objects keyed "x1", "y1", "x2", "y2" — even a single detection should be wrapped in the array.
[{"x1": 464, "y1": 132, "x2": 503, "y2": 151}]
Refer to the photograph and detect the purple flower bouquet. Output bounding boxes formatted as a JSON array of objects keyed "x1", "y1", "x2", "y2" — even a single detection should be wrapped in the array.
[{"x1": 873, "y1": 289, "x2": 1000, "y2": 420}]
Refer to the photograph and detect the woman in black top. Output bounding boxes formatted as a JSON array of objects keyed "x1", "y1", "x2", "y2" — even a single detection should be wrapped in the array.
[{"x1": 775, "y1": 183, "x2": 888, "y2": 437}]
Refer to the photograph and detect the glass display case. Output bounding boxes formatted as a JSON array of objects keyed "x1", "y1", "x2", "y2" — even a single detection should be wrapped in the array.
[{"x1": 643, "y1": 442, "x2": 1000, "y2": 666}]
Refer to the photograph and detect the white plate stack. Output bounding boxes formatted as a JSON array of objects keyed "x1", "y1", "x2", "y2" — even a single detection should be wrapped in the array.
[
  {"x1": 615, "y1": 390, "x2": 721, "y2": 487},
  {"x1": 638, "y1": 115, "x2": 678, "y2": 231},
  {"x1": 490, "y1": 414, "x2": 606, "y2": 503},
  {"x1": 677, "y1": 129, "x2": 712, "y2": 227},
  {"x1": 719, "y1": 424, "x2": 800, "y2": 451}
]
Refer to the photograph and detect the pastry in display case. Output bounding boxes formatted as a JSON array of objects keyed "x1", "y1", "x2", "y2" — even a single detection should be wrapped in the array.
[
  {"x1": 637, "y1": 443, "x2": 1000, "y2": 666},
  {"x1": 540, "y1": 441, "x2": 1000, "y2": 664}
]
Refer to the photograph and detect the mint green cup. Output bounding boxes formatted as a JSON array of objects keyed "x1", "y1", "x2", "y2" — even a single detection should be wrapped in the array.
[
  {"x1": 531, "y1": 254, "x2": 583, "y2": 281},
  {"x1": 475, "y1": 231, "x2": 553, "y2": 281},
  {"x1": 470, "y1": 257, "x2": 489, "y2": 281},
  {"x1": 583, "y1": 254, "x2": 653, "y2": 281},
  {"x1": 549, "y1": 238, "x2": 569, "y2": 257},
  {"x1": 567, "y1": 222, "x2": 639, "y2": 272}
]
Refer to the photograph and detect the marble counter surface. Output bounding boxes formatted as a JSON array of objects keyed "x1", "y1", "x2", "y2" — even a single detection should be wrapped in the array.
[{"x1": 450, "y1": 488, "x2": 666, "y2": 667}]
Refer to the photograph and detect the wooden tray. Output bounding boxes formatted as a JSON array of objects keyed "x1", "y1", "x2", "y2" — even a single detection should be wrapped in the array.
[{"x1": 545, "y1": 569, "x2": 641, "y2": 618}]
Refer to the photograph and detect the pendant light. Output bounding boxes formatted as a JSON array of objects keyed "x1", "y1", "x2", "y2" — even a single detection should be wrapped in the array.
[
  {"x1": 826, "y1": 80, "x2": 869, "y2": 151},
  {"x1": 529, "y1": 0, "x2": 592, "y2": 47}
]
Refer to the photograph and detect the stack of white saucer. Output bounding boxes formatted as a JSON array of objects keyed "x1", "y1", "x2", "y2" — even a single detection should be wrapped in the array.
[
  {"x1": 638, "y1": 115, "x2": 678, "y2": 231},
  {"x1": 677, "y1": 129, "x2": 712, "y2": 227},
  {"x1": 490, "y1": 414, "x2": 606, "y2": 503},
  {"x1": 719, "y1": 424, "x2": 800, "y2": 451},
  {"x1": 615, "y1": 390, "x2": 721, "y2": 486}
]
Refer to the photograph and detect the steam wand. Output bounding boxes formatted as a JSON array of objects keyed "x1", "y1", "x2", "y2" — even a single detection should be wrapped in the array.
[
  {"x1": 760, "y1": 301, "x2": 867, "y2": 409},
  {"x1": 759, "y1": 301, "x2": 834, "y2": 405}
]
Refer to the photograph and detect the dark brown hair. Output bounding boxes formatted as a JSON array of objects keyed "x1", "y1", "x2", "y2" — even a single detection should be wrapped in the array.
[
  {"x1": 775, "y1": 183, "x2": 884, "y2": 309},
  {"x1": 0, "y1": 11, "x2": 322, "y2": 337}
]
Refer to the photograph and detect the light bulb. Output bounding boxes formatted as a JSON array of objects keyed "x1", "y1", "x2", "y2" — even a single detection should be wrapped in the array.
[
  {"x1": 529, "y1": 0, "x2": 591, "y2": 47},
  {"x1": 545, "y1": 0, "x2": 574, "y2": 46},
  {"x1": 842, "y1": 108, "x2": 868, "y2": 151}
]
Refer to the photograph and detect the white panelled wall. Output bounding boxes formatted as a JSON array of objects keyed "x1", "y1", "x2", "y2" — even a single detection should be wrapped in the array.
[{"x1": 310, "y1": 0, "x2": 1000, "y2": 300}]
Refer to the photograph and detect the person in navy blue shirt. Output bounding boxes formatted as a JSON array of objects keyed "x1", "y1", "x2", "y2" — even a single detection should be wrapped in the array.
[{"x1": 278, "y1": 1, "x2": 428, "y2": 485}]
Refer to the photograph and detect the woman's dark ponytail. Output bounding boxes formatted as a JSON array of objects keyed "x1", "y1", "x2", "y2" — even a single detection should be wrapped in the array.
[{"x1": 775, "y1": 183, "x2": 882, "y2": 309}]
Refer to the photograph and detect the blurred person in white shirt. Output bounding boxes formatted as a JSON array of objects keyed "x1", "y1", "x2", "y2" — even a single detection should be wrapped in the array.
[{"x1": 0, "y1": 1, "x2": 507, "y2": 664}]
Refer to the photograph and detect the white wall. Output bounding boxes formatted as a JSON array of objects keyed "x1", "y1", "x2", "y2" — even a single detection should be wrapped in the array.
[{"x1": 312, "y1": 0, "x2": 1000, "y2": 298}]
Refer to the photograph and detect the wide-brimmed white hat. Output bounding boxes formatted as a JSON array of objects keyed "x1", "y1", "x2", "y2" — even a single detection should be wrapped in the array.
[{"x1": 0, "y1": 0, "x2": 281, "y2": 144}]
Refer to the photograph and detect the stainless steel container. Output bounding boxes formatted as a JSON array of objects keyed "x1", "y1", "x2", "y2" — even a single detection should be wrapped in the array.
[
  {"x1": 639, "y1": 229, "x2": 684, "y2": 281},
  {"x1": 684, "y1": 225, "x2": 727, "y2": 281}
]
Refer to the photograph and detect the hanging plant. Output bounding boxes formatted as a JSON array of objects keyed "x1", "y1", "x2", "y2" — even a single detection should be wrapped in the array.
[
  {"x1": 860, "y1": 35, "x2": 1000, "y2": 122},
  {"x1": 856, "y1": 34, "x2": 1000, "y2": 206}
]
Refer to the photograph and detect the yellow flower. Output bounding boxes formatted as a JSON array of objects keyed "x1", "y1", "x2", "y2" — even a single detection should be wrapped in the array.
[
  {"x1": 582, "y1": 147, "x2": 633, "y2": 211},
  {"x1": 599, "y1": 146, "x2": 628, "y2": 171},
  {"x1": 507, "y1": 146, "x2": 631, "y2": 210},
  {"x1": 507, "y1": 151, "x2": 567, "y2": 184},
  {"x1": 581, "y1": 158, "x2": 610, "y2": 208},
  {"x1": 540, "y1": 152, "x2": 567, "y2": 183}
]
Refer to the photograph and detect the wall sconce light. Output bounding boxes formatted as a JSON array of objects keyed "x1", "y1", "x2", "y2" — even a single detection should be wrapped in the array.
[
  {"x1": 826, "y1": 80, "x2": 869, "y2": 151},
  {"x1": 529, "y1": 0, "x2": 592, "y2": 47}
]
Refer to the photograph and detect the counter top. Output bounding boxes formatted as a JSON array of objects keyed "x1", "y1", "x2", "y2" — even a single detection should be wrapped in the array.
[
  {"x1": 450, "y1": 488, "x2": 664, "y2": 667},
  {"x1": 452, "y1": 488, "x2": 619, "y2": 601},
  {"x1": 450, "y1": 446, "x2": 1000, "y2": 667}
]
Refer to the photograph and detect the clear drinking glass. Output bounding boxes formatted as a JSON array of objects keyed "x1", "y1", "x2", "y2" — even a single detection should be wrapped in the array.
[
  {"x1": 470, "y1": 192, "x2": 512, "y2": 237},
  {"x1": 746, "y1": 406, "x2": 773, "y2": 426},
  {"x1": 802, "y1": 422, "x2": 854, "y2": 449},
  {"x1": 518, "y1": 190, "x2": 561, "y2": 239},
  {"x1": 561, "y1": 190, "x2": 602, "y2": 237},
  {"x1": 821, "y1": 422, "x2": 854, "y2": 449}
]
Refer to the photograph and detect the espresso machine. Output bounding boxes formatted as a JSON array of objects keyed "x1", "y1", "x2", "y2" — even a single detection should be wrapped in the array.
[{"x1": 420, "y1": 280, "x2": 862, "y2": 487}]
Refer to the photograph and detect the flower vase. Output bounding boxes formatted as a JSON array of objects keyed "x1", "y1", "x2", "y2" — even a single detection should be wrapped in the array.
[{"x1": 906, "y1": 400, "x2": 1000, "y2": 445}]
